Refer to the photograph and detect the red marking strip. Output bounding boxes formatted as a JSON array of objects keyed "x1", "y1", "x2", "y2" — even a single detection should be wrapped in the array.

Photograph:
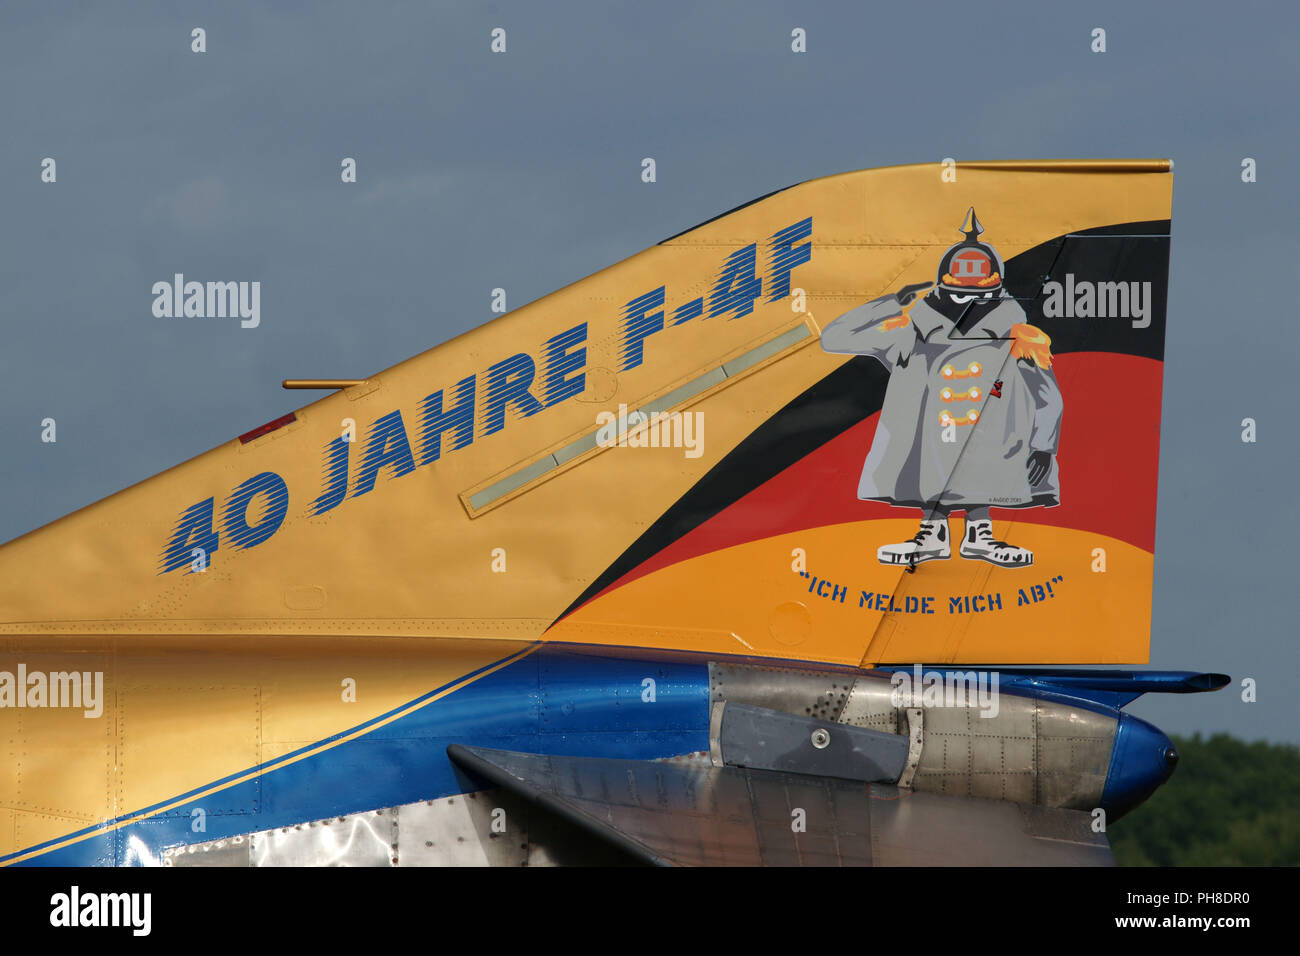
[{"x1": 238, "y1": 412, "x2": 296, "y2": 444}]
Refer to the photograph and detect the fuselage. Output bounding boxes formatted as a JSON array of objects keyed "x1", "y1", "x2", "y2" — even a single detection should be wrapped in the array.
[{"x1": 0, "y1": 638, "x2": 1178, "y2": 866}]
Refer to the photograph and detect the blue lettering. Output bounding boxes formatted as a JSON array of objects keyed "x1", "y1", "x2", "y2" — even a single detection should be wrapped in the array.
[
  {"x1": 671, "y1": 297, "x2": 704, "y2": 325},
  {"x1": 311, "y1": 436, "x2": 350, "y2": 515},
  {"x1": 540, "y1": 322, "x2": 587, "y2": 407},
  {"x1": 709, "y1": 244, "x2": 761, "y2": 319},
  {"x1": 768, "y1": 218, "x2": 812, "y2": 302},
  {"x1": 221, "y1": 472, "x2": 289, "y2": 551},
  {"x1": 482, "y1": 353, "x2": 544, "y2": 437},
  {"x1": 619, "y1": 287, "x2": 665, "y2": 371},
  {"x1": 418, "y1": 374, "x2": 476, "y2": 465},
  {"x1": 159, "y1": 498, "x2": 218, "y2": 574},
  {"x1": 352, "y1": 411, "x2": 416, "y2": 497}
]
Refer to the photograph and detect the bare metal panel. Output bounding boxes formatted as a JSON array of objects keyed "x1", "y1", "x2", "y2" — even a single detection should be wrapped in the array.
[
  {"x1": 708, "y1": 661, "x2": 853, "y2": 723},
  {"x1": 252, "y1": 810, "x2": 396, "y2": 866},
  {"x1": 397, "y1": 793, "x2": 529, "y2": 867},
  {"x1": 906, "y1": 688, "x2": 1115, "y2": 809},
  {"x1": 168, "y1": 808, "x2": 399, "y2": 867},
  {"x1": 837, "y1": 674, "x2": 907, "y2": 733},
  {"x1": 164, "y1": 787, "x2": 639, "y2": 867},
  {"x1": 161, "y1": 835, "x2": 252, "y2": 866},
  {"x1": 1033, "y1": 700, "x2": 1117, "y2": 808}
]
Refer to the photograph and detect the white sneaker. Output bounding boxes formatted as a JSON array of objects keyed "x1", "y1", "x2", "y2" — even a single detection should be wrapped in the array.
[
  {"x1": 878, "y1": 518, "x2": 951, "y2": 567},
  {"x1": 959, "y1": 519, "x2": 1034, "y2": 567}
]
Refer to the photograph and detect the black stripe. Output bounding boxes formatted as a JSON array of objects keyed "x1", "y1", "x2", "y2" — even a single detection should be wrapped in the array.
[{"x1": 1003, "y1": 220, "x2": 1170, "y2": 360}]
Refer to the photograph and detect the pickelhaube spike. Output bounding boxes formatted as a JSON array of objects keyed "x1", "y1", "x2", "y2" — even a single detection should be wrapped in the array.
[{"x1": 934, "y1": 207, "x2": 1004, "y2": 296}]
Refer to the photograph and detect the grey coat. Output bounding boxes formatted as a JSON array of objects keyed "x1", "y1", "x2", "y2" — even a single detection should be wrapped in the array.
[{"x1": 820, "y1": 295, "x2": 1062, "y2": 510}]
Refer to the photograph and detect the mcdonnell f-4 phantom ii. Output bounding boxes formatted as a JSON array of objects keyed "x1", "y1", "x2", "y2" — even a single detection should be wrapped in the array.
[{"x1": 0, "y1": 159, "x2": 1227, "y2": 867}]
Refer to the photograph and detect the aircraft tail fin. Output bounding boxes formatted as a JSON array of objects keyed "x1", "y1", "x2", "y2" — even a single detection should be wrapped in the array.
[{"x1": 1, "y1": 160, "x2": 1173, "y2": 668}]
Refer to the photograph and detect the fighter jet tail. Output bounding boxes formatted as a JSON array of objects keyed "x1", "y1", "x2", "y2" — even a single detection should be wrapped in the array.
[{"x1": 0, "y1": 160, "x2": 1173, "y2": 667}]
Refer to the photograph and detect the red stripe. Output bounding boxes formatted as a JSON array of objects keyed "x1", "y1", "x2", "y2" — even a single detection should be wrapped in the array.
[{"x1": 238, "y1": 412, "x2": 296, "y2": 445}]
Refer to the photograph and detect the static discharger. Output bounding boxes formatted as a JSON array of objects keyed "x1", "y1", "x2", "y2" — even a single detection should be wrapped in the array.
[{"x1": 282, "y1": 380, "x2": 368, "y2": 389}]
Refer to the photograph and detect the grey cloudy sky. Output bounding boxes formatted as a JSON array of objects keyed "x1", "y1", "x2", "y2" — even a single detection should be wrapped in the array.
[{"x1": 1, "y1": 2, "x2": 1296, "y2": 743}]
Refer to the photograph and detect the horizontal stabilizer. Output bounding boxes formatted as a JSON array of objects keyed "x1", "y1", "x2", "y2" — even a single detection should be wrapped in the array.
[{"x1": 447, "y1": 745, "x2": 1112, "y2": 867}]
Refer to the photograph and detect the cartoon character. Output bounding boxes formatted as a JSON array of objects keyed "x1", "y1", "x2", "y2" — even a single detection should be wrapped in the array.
[{"x1": 820, "y1": 208, "x2": 1062, "y2": 568}]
